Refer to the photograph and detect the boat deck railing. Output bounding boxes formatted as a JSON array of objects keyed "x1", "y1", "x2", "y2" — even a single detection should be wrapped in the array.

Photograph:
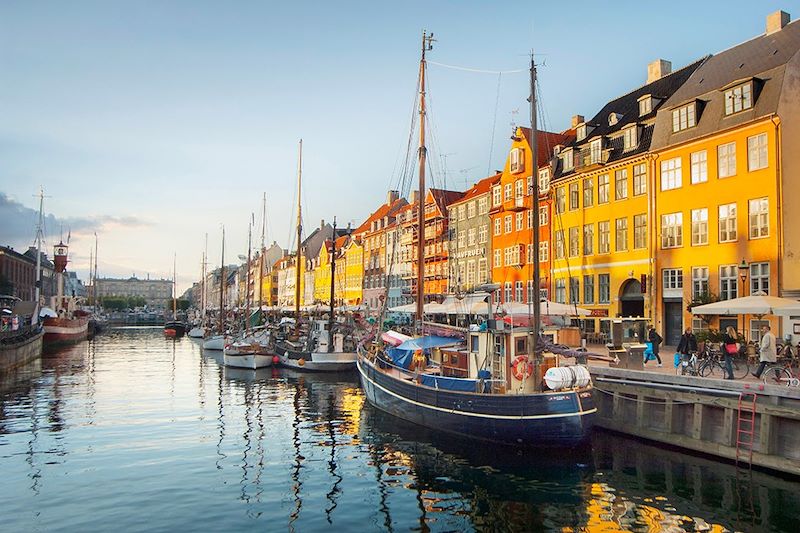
[{"x1": 0, "y1": 323, "x2": 43, "y2": 344}]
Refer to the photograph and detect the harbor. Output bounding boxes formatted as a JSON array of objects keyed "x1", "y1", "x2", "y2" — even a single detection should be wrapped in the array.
[{"x1": 1, "y1": 328, "x2": 799, "y2": 531}]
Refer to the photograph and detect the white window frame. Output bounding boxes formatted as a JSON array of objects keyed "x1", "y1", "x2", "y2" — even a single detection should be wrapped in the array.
[
  {"x1": 583, "y1": 223, "x2": 594, "y2": 256},
  {"x1": 504, "y1": 215, "x2": 512, "y2": 234},
  {"x1": 562, "y1": 149, "x2": 574, "y2": 172},
  {"x1": 598, "y1": 174, "x2": 610, "y2": 204},
  {"x1": 719, "y1": 264, "x2": 738, "y2": 300},
  {"x1": 590, "y1": 138, "x2": 602, "y2": 164},
  {"x1": 691, "y1": 208, "x2": 708, "y2": 246},
  {"x1": 747, "y1": 133, "x2": 768, "y2": 172},
  {"x1": 569, "y1": 182, "x2": 580, "y2": 210},
  {"x1": 515, "y1": 212, "x2": 524, "y2": 231},
  {"x1": 598, "y1": 221, "x2": 610, "y2": 254},
  {"x1": 478, "y1": 196, "x2": 488, "y2": 215},
  {"x1": 493, "y1": 249, "x2": 501, "y2": 269},
  {"x1": 633, "y1": 213, "x2": 647, "y2": 249},
  {"x1": 510, "y1": 147, "x2": 525, "y2": 173},
  {"x1": 692, "y1": 266, "x2": 709, "y2": 298},
  {"x1": 538, "y1": 168, "x2": 550, "y2": 193},
  {"x1": 504, "y1": 183, "x2": 513, "y2": 201},
  {"x1": 750, "y1": 262, "x2": 769, "y2": 295},
  {"x1": 690, "y1": 150, "x2": 708, "y2": 184},
  {"x1": 615, "y1": 168, "x2": 628, "y2": 200},
  {"x1": 718, "y1": 142, "x2": 736, "y2": 178},
  {"x1": 661, "y1": 212, "x2": 683, "y2": 249},
  {"x1": 539, "y1": 206, "x2": 548, "y2": 226},
  {"x1": 615, "y1": 218, "x2": 628, "y2": 252},
  {"x1": 662, "y1": 268, "x2": 683, "y2": 290},
  {"x1": 660, "y1": 157, "x2": 682, "y2": 191},
  {"x1": 494, "y1": 218, "x2": 501, "y2": 236},
  {"x1": 555, "y1": 187, "x2": 566, "y2": 213},
  {"x1": 724, "y1": 82, "x2": 752, "y2": 116},
  {"x1": 623, "y1": 125, "x2": 637, "y2": 151},
  {"x1": 478, "y1": 224, "x2": 488, "y2": 244},
  {"x1": 515, "y1": 179, "x2": 524, "y2": 199},
  {"x1": 598, "y1": 274, "x2": 610, "y2": 304},
  {"x1": 672, "y1": 103, "x2": 696, "y2": 132},
  {"x1": 584, "y1": 274, "x2": 595, "y2": 304},
  {"x1": 492, "y1": 186, "x2": 501, "y2": 207},
  {"x1": 718, "y1": 203, "x2": 737, "y2": 243},
  {"x1": 633, "y1": 164, "x2": 646, "y2": 196},
  {"x1": 638, "y1": 96, "x2": 652, "y2": 116},
  {"x1": 467, "y1": 201, "x2": 476, "y2": 219},
  {"x1": 569, "y1": 227, "x2": 580, "y2": 257},
  {"x1": 555, "y1": 230, "x2": 565, "y2": 259},
  {"x1": 748, "y1": 197, "x2": 769, "y2": 239},
  {"x1": 539, "y1": 241, "x2": 549, "y2": 263},
  {"x1": 583, "y1": 177, "x2": 594, "y2": 207}
]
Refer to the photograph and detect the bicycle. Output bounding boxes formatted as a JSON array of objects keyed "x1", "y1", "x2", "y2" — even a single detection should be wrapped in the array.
[
  {"x1": 698, "y1": 344, "x2": 750, "y2": 379},
  {"x1": 762, "y1": 356, "x2": 800, "y2": 387},
  {"x1": 676, "y1": 351, "x2": 700, "y2": 376},
  {"x1": 776, "y1": 339, "x2": 795, "y2": 359}
]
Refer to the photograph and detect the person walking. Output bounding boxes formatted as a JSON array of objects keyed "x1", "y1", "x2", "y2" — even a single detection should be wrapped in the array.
[
  {"x1": 721, "y1": 326, "x2": 738, "y2": 380},
  {"x1": 647, "y1": 324, "x2": 663, "y2": 367},
  {"x1": 677, "y1": 327, "x2": 698, "y2": 365},
  {"x1": 753, "y1": 324, "x2": 777, "y2": 378}
]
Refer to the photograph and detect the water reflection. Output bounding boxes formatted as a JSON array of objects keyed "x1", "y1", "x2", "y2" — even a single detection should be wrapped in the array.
[{"x1": 0, "y1": 328, "x2": 798, "y2": 532}]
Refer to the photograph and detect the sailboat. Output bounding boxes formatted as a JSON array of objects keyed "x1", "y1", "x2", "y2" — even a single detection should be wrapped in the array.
[
  {"x1": 203, "y1": 227, "x2": 227, "y2": 351},
  {"x1": 223, "y1": 211, "x2": 273, "y2": 369},
  {"x1": 357, "y1": 35, "x2": 596, "y2": 446},
  {"x1": 188, "y1": 237, "x2": 208, "y2": 338},
  {"x1": 164, "y1": 254, "x2": 186, "y2": 337},
  {"x1": 272, "y1": 141, "x2": 363, "y2": 372}
]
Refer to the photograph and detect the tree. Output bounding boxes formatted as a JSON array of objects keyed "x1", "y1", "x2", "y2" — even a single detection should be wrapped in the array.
[{"x1": 174, "y1": 299, "x2": 190, "y2": 311}]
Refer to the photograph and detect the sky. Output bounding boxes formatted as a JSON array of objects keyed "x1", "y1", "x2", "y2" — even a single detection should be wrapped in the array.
[{"x1": 0, "y1": 0, "x2": 794, "y2": 293}]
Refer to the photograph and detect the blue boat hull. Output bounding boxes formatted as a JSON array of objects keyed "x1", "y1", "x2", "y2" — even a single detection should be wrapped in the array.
[{"x1": 357, "y1": 356, "x2": 596, "y2": 447}]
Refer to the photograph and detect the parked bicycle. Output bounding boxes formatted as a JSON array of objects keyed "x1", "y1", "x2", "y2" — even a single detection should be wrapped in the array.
[
  {"x1": 698, "y1": 343, "x2": 750, "y2": 379},
  {"x1": 762, "y1": 353, "x2": 800, "y2": 387},
  {"x1": 676, "y1": 351, "x2": 700, "y2": 376},
  {"x1": 776, "y1": 339, "x2": 795, "y2": 359}
]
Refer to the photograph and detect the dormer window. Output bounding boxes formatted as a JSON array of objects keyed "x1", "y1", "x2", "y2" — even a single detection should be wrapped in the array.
[
  {"x1": 589, "y1": 138, "x2": 603, "y2": 164},
  {"x1": 608, "y1": 113, "x2": 623, "y2": 126},
  {"x1": 510, "y1": 147, "x2": 525, "y2": 173},
  {"x1": 576, "y1": 124, "x2": 587, "y2": 141},
  {"x1": 623, "y1": 124, "x2": 638, "y2": 151},
  {"x1": 638, "y1": 95, "x2": 653, "y2": 116},
  {"x1": 553, "y1": 145, "x2": 563, "y2": 157},
  {"x1": 724, "y1": 82, "x2": 753, "y2": 115},
  {"x1": 561, "y1": 149, "x2": 574, "y2": 172},
  {"x1": 672, "y1": 102, "x2": 697, "y2": 132}
]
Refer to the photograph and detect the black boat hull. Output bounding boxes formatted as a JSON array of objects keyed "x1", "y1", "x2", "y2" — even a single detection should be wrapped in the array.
[{"x1": 357, "y1": 356, "x2": 595, "y2": 447}]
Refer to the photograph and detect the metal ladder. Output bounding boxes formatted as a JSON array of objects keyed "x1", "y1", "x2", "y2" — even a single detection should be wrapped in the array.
[{"x1": 735, "y1": 392, "x2": 758, "y2": 468}]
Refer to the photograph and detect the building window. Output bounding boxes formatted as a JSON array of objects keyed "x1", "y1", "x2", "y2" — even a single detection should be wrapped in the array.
[
  {"x1": 661, "y1": 212, "x2": 683, "y2": 248},
  {"x1": 555, "y1": 187, "x2": 566, "y2": 214},
  {"x1": 478, "y1": 197, "x2": 488, "y2": 214},
  {"x1": 514, "y1": 281, "x2": 523, "y2": 302},
  {"x1": 576, "y1": 124, "x2": 587, "y2": 141},
  {"x1": 598, "y1": 221, "x2": 610, "y2": 254},
  {"x1": 539, "y1": 206, "x2": 548, "y2": 226},
  {"x1": 672, "y1": 103, "x2": 696, "y2": 132},
  {"x1": 718, "y1": 203, "x2": 737, "y2": 242},
  {"x1": 539, "y1": 241, "x2": 549, "y2": 262},
  {"x1": 598, "y1": 274, "x2": 610, "y2": 304},
  {"x1": 747, "y1": 133, "x2": 768, "y2": 171},
  {"x1": 633, "y1": 164, "x2": 646, "y2": 196},
  {"x1": 590, "y1": 138, "x2": 602, "y2": 164},
  {"x1": 581, "y1": 224, "x2": 594, "y2": 256},
  {"x1": 633, "y1": 214, "x2": 647, "y2": 249},
  {"x1": 493, "y1": 249, "x2": 501, "y2": 268},
  {"x1": 718, "y1": 142, "x2": 736, "y2": 178},
  {"x1": 478, "y1": 224, "x2": 488, "y2": 243},
  {"x1": 562, "y1": 149, "x2": 574, "y2": 172},
  {"x1": 692, "y1": 267, "x2": 709, "y2": 298},
  {"x1": 569, "y1": 278, "x2": 580, "y2": 304},
  {"x1": 468, "y1": 228, "x2": 476, "y2": 246},
  {"x1": 751, "y1": 262, "x2": 769, "y2": 295},
  {"x1": 724, "y1": 82, "x2": 752, "y2": 115},
  {"x1": 750, "y1": 319, "x2": 770, "y2": 343},
  {"x1": 538, "y1": 168, "x2": 550, "y2": 193},
  {"x1": 504, "y1": 215, "x2": 512, "y2": 234},
  {"x1": 514, "y1": 212, "x2": 522, "y2": 231},
  {"x1": 598, "y1": 174, "x2": 610, "y2": 204},
  {"x1": 719, "y1": 265, "x2": 738, "y2": 300},
  {"x1": 662, "y1": 268, "x2": 683, "y2": 290},
  {"x1": 515, "y1": 179, "x2": 524, "y2": 199},
  {"x1": 660, "y1": 157, "x2": 682, "y2": 191},
  {"x1": 555, "y1": 230, "x2": 565, "y2": 259},
  {"x1": 569, "y1": 182, "x2": 580, "y2": 210},
  {"x1": 691, "y1": 208, "x2": 708, "y2": 246},
  {"x1": 690, "y1": 150, "x2": 708, "y2": 184},
  {"x1": 478, "y1": 259, "x2": 487, "y2": 284},
  {"x1": 584, "y1": 275, "x2": 594, "y2": 304},
  {"x1": 492, "y1": 186, "x2": 501, "y2": 207},
  {"x1": 504, "y1": 282, "x2": 512, "y2": 303},
  {"x1": 583, "y1": 178, "x2": 594, "y2": 207},
  {"x1": 623, "y1": 125, "x2": 637, "y2": 151},
  {"x1": 504, "y1": 183, "x2": 513, "y2": 201},
  {"x1": 749, "y1": 197, "x2": 769, "y2": 239},
  {"x1": 555, "y1": 279, "x2": 566, "y2": 304},
  {"x1": 527, "y1": 280, "x2": 535, "y2": 303},
  {"x1": 510, "y1": 148, "x2": 525, "y2": 173},
  {"x1": 614, "y1": 218, "x2": 628, "y2": 252},
  {"x1": 494, "y1": 218, "x2": 501, "y2": 236},
  {"x1": 467, "y1": 201, "x2": 476, "y2": 219},
  {"x1": 569, "y1": 227, "x2": 580, "y2": 257},
  {"x1": 458, "y1": 230, "x2": 466, "y2": 249},
  {"x1": 527, "y1": 244, "x2": 535, "y2": 264},
  {"x1": 639, "y1": 96, "x2": 652, "y2": 116},
  {"x1": 467, "y1": 261, "x2": 476, "y2": 286},
  {"x1": 615, "y1": 169, "x2": 628, "y2": 200}
]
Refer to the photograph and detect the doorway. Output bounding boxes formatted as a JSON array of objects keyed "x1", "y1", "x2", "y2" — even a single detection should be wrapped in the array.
[
  {"x1": 619, "y1": 279, "x2": 644, "y2": 317},
  {"x1": 664, "y1": 301, "x2": 683, "y2": 346}
]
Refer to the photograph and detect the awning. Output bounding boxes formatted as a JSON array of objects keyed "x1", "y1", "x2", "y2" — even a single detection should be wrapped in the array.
[
  {"x1": 691, "y1": 293, "x2": 800, "y2": 316},
  {"x1": 396, "y1": 335, "x2": 461, "y2": 351}
]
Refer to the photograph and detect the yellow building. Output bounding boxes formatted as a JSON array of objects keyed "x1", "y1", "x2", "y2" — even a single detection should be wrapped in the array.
[
  {"x1": 549, "y1": 59, "x2": 703, "y2": 336},
  {"x1": 342, "y1": 237, "x2": 364, "y2": 305},
  {"x1": 650, "y1": 11, "x2": 799, "y2": 344}
]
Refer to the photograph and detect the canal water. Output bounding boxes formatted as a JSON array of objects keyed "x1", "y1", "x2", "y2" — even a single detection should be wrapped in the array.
[{"x1": 1, "y1": 328, "x2": 798, "y2": 532}]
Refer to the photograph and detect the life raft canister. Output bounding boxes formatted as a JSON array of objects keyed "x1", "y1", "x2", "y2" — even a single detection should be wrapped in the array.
[{"x1": 511, "y1": 355, "x2": 533, "y2": 381}]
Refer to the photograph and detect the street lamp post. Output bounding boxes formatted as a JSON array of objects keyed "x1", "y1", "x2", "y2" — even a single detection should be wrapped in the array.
[{"x1": 738, "y1": 259, "x2": 749, "y2": 340}]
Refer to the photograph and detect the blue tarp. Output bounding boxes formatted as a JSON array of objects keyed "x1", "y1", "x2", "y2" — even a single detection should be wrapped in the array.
[
  {"x1": 387, "y1": 347, "x2": 414, "y2": 369},
  {"x1": 395, "y1": 336, "x2": 461, "y2": 351},
  {"x1": 420, "y1": 374, "x2": 488, "y2": 393}
]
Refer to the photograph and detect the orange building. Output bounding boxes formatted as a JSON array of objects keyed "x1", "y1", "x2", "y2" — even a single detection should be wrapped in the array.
[{"x1": 490, "y1": 127, "x2": 570, "y2": 304}]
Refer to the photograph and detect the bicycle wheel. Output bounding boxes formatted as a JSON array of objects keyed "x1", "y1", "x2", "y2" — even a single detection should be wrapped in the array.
[
  {"x1": 699, "y1": 360, "x2": 716, "y2": 377},
  {"x1": 763, "y1": 366, "x2": 791, "y2": 386},
  {"x1": 731, "y1": 357, "x2": 750, "y2": 379}
]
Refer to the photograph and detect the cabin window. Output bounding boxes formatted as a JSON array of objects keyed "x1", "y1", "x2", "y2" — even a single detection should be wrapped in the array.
[
  {"x1": 470, "y1": 335, "x2": 480, "y2": 352},
  {"x1": 515, "y1": 337, "x2": 527, "y2": 355}
]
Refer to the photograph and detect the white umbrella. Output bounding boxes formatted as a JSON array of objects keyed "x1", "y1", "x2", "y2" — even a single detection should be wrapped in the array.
[
  {"x1": 423, "y1": 302, "x2": 446, "y2": 314},
  {"x1": 500, "y1": 300, "x2": 590, "y2": 316},
  {"x1": 691, "y1": 293, "x2": 799, "y2": 316},
  {"x1": 388, "y1": 302, "x2": 417, "y2": 313}
]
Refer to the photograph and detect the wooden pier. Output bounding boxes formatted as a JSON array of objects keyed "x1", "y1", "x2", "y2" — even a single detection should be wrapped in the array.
[{"x1": 589, "y1": 365, "x2": 800, "y2": 476}]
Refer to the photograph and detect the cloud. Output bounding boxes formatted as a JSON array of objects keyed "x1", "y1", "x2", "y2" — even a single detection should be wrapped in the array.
[{"x1": 0, "y1": 192, "x2": 151, "y2": 249}]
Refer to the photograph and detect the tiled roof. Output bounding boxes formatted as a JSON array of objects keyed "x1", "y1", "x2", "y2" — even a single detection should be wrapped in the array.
[
  {"x1": 450, "y1": 173, "x2": 501, "y2": 206},
  {"x1": 519, "y1": 127, "x2": 571, "y2": 166},
  {"x1": 429, "y1": 188, "x2": 463, "y2": 214},
  {"x1": 354, "y1": 196, "x2": 409, "y2": 236}
]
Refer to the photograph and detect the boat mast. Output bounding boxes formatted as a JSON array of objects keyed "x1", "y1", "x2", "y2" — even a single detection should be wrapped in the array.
[
  {"x1": 258, "y1": 193, "x2": 266, "y2": 314},
  {"x1": 172, "y1": 253, "x2": 177, "y2": 320},
  {"x1": 529, "y1": 53, "x2": 542, "y2": 391},
  {"x1": 295, "y1": 140, "x2": 303, "y2": 319},
  {"x1": 245, "y1": 213, "x2": 253, "y2": 332},
  {"x1": 34, "y1": 188, "x2": 44, "y2": 316},
  {"x1": 219, "y1": 226, "x2": 226, "y2": 333},
  {"x1": 94, "y1": 232, "x2": 99, "y2": 310},
  {"x1": 415, "y1": 31, "x2": 434, "y2": 332},
  {"x1": 329, "y1": 218, "x2": 337, "y2": 340},
  {"x1": 202, "y1": 232, "x2": 208, "y2": 321},
  {"x1": 88, "y1": 247, "x2": 93, "y2": 307}
]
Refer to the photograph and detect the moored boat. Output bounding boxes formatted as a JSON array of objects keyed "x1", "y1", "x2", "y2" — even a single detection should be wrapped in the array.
[
  {"x1": 43, "y1": 315, "x2": 90, "y2": 345},
  {"x1": 0, "y1": 297, "x2": 43, "y2": 372}
]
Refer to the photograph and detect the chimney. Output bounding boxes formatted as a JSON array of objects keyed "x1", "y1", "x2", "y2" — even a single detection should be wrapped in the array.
[
  {"x1": 409, "y1": 190, "x2": 419, "y2": 205},
  {"x1": 571, "y1": 115, "x2": 584, "y2": 128},
  {"x1": 387, "y1": 190, "x2": 399, "y2": 205},
  {"x1": 647, "y1": 59, "x2": 672, "y2": 83},
  {"x1": 767, "y1": 10, "x2": 790, "y2": 34},
  {"x1": 320, "y1": 219, "x2": 325, "y2": 229}
]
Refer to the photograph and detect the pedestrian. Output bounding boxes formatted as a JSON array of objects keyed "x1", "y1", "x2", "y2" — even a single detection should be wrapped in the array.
[
  {"x1": 677, "y1": 327, "x2": 697, "y2": 364},
  {"x1": 647, "y1": 324, "x2": 663, "y2": 367},
  {"x1": 721, "y1": 326, "x2": 738, "y2": 380},
  {"x1": 752, "y1": 324, "x2": 777, "y2": 378}
]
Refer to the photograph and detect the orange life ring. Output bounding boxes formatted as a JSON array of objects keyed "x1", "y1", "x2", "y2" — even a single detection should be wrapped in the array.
[{"x1": 511, "y1": 355, "x2": 533, "y2": 381}]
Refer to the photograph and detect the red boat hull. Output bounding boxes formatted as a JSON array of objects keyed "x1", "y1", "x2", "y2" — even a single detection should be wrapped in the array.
[{"x1": 43, "y1": 317, "x2": 89, "y2": 345}]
